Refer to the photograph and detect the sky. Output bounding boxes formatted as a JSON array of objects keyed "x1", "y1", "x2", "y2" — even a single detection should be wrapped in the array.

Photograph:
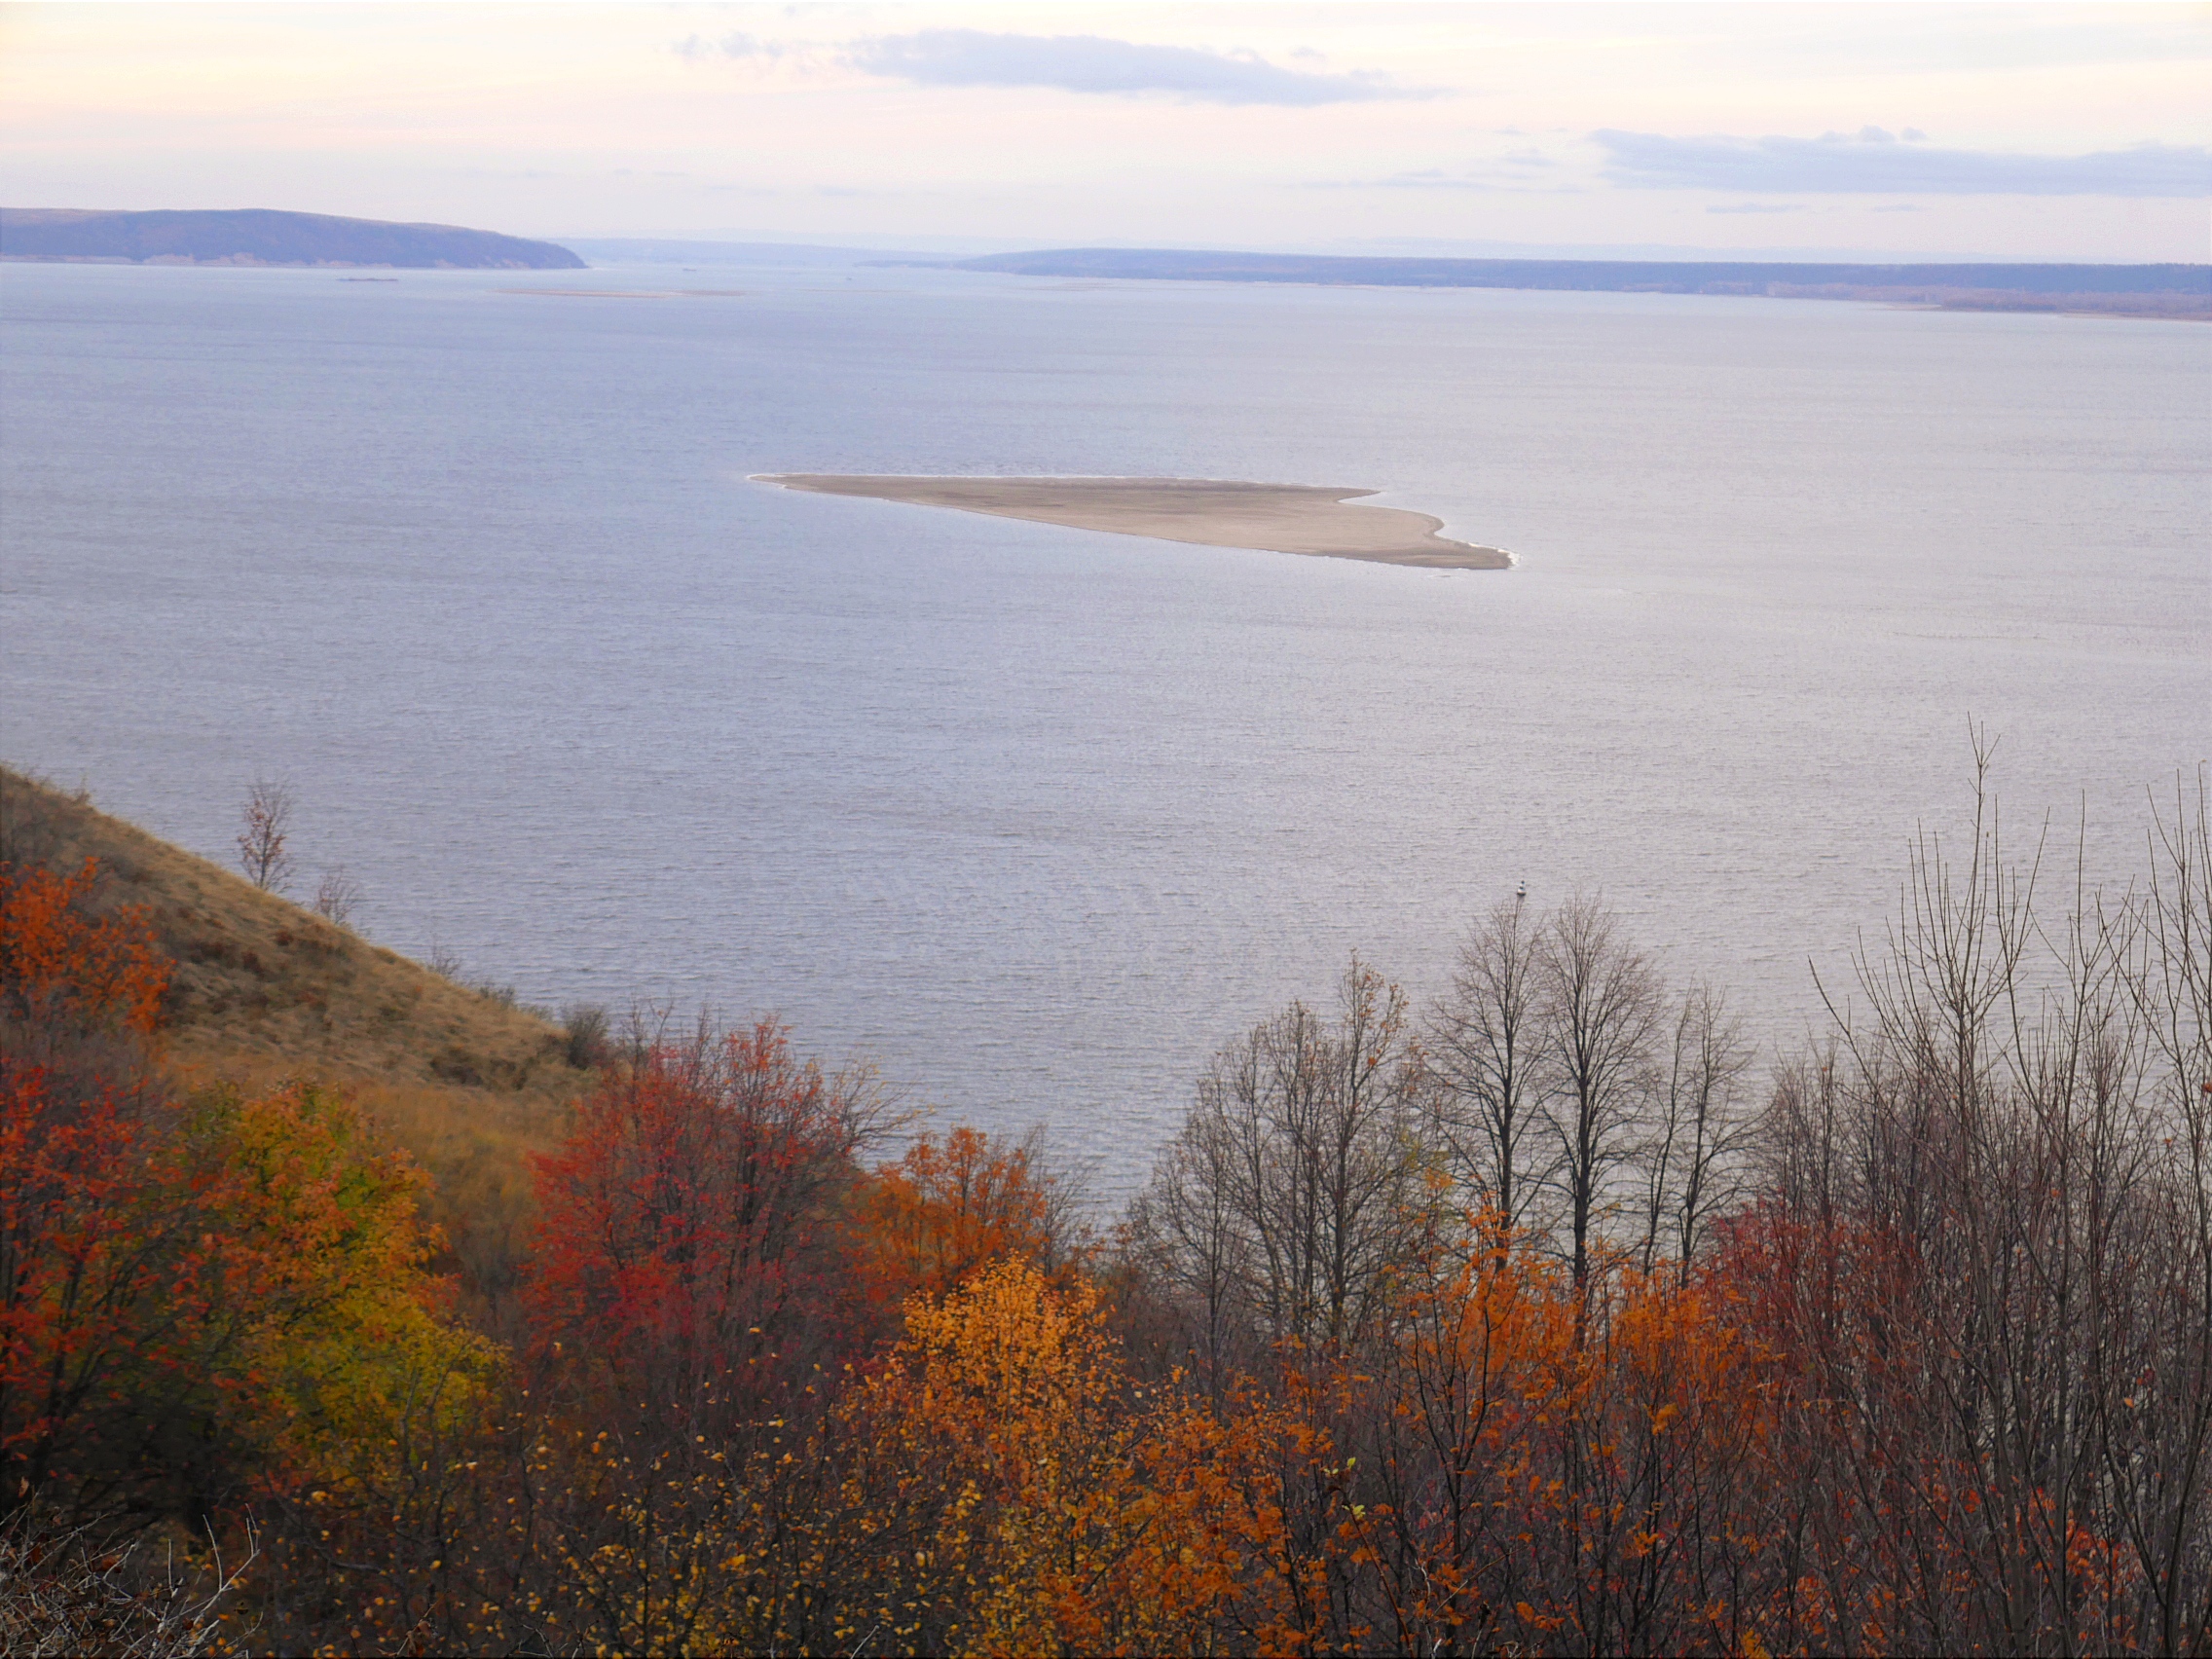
[{"x1": 2, "y1": 2, "x2": 2207, "y2": 262}]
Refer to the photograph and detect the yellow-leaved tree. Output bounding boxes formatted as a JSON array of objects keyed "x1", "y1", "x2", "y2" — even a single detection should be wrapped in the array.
[
  {"x1": 186, "y1": 1081, "x2": 502, "y2": 1491},
  {"x1": 839, "y1": 1255, "x2": 1293, "y2": 1656}
]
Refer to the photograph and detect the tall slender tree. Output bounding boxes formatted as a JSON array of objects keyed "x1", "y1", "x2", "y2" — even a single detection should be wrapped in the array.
[
  {"x1": 1539, "y1": 896, "x2": 1664, "y2": 1290},
  {"x1": 1426, "y1": 894, "x2": 1551, "y2": 1232}
]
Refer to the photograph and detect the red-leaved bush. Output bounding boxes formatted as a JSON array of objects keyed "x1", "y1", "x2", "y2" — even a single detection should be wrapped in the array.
[{"x1": 525, "y1": 1018, "x2": 894, "y2": 1411}]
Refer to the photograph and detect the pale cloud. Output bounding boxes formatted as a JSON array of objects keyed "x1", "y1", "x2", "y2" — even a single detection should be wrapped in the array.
[
  {"x1": 674, "y1": 32, "x2": 795, "y2": 66},
  {"x1": 671, "y1": 25, "x2": 1427, "y2": 106},
  {"x1": 5, "y1": 2, "x2": 2206, "y2": 259},
  {"x1": 1751, "y1": 18, "x2": 2212, "y2": 78},
  {"x1": 1302, "y1": 143, "x2": 1569, "y2": 194},
  {"x1": 1707, "y1": 203, "x2": 1806, "y2": 215},
  {"x1": 840, "y1": 30, "x2": 1426, "y2": 106},
  {"x1": 1596, "y1": 129, "x2": 2211, "y2": 198},
  {"x1": 1306, "y1": 170, "x2": 1582, "y2": 195}
]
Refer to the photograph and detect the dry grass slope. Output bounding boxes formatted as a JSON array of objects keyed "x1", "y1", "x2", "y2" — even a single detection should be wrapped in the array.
[{"x1": 1, "y1": 766, "x2": 587, "y2": 1298}]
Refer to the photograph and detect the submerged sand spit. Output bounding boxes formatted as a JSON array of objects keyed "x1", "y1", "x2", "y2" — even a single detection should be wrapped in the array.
[{"x1": 755, "y1": 475, "x2": 1511, "y2": 570}]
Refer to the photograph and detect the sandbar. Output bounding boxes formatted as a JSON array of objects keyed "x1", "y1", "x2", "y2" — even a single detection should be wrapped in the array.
[{"x1": 753, "y1": 475, "x2": 1511, "y2": 570}]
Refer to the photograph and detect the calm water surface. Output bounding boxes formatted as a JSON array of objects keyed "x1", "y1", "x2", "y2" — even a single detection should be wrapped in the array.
[{"x1": 3, "y1": 259, "x2": 2205, "y2": 1196}]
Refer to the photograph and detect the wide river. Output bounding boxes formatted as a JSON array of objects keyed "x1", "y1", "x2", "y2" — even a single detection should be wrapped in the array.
[{"x1": 4, "y1": 256, "x2": 2205, "y2": 1197}]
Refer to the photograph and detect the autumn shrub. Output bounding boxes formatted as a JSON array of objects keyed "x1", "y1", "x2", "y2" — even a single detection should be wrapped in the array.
[
  {"x1": 0, "y1": 858, "x2": 167, "y2": 1048},
  {"x1": 296, "y1": 1253, "x2": 1296, "y2": 1656},
  {"x1": 179, "y1": 1081, "x2": 502, "y2": 1491},
  {"x1": 559, "y1": 1000, "x2": 608, "y2": 1070},
  {"x1": 4, "y1": 1075, "x2": 495, "y2": 1524},
  {"x1": 0, "y1": 1060, "x2": 184, "y2": 1516},
  {"x1": 295, "y1": 1072, "x2": 553, "y2": 1326}
]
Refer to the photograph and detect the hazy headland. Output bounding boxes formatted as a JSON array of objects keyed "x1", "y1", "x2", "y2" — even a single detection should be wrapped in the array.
[{"x1": 0, "y1": 206, "x2": 584, "y2": 270}]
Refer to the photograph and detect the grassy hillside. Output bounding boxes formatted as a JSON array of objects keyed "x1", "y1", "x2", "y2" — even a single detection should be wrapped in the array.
[{"x1": 0, "y1": 765, "x2": 586, "y2": 1297}]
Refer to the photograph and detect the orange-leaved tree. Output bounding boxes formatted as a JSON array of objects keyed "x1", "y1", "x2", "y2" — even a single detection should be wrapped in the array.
[
  {"x1": 1342, "y1": 1204, "x2": 1582, "y2": 1654},
  {"x1": 1532, "y1": 1258, "x2": 1780, "y2": 1658},
  {"x1": 848, "y1": 1124, "x2": 1085, "y2": 1310},
  {"x1": 0, "y1": 859, "x2": 167, "y2": 1048},
  {"x1": 1265, "y1": 1196, "x2": 1790, "y2": 1656}
]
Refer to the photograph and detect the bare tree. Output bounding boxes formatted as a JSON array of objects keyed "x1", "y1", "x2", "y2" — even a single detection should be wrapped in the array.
[
  {"x1": 1635, "y1": 982, "x2": 1754, "y2": 1279},
  {"x1": 1133, "y1": 957, "x2": 1434, "y2": 1373},
  {"x1": 1738, "y1": 746, "x2": 2212, "y2": 1655},
  {"x1": 2115, "y1": 766, "x2": 2212, "y2": 1657},
  {"x1": 311, "y1": 866, "x2": 361, "y2": 928},
  {"x1": 1425, "y1": 894, "x2": 1551, "y2": 1231},
  {"x1": 1126, "y1": 1088, "x2": 1258, "y2": 1391},
  {"x1": 1761, "y1": 1040, "x2": 1844, "y2": 1229},
  {"x1": 1539, "y1": 895, "x2": 1664, "y2": 1289},
  {"x1": 1831, "y1": 732, "x2": 2039, "y2": 1153},
  {"x1": 235, "y1": 777, "x2": 293, "y2": 893}
]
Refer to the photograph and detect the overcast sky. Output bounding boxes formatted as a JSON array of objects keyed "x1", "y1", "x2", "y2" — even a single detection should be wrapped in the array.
[{"x1": 3, "y1": 2, "x2": 2206, "y2": 261}]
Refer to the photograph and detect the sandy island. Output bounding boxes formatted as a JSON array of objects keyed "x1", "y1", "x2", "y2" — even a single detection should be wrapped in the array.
[{"x1": 754, "y1": 476, "x2": 1511, "y2": 571}]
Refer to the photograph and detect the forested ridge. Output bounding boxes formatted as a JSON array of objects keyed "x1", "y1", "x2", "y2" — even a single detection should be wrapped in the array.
[{"x1": 4, "y1": 755, "x2": 2209, "y2": 1657}]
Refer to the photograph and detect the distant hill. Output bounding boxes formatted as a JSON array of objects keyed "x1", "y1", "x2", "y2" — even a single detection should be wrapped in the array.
[
  {"x1": 911, "y1": 247, "x2": 2211, "y2": 317},
  {"x1": 0, "y1": 206, "x2": 585, "y2": 270}
]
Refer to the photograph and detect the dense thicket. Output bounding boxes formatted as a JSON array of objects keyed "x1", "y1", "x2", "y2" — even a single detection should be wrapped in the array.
[{"x1": 3, "y1": 761, "x2": 2207, "y2": 1655}]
